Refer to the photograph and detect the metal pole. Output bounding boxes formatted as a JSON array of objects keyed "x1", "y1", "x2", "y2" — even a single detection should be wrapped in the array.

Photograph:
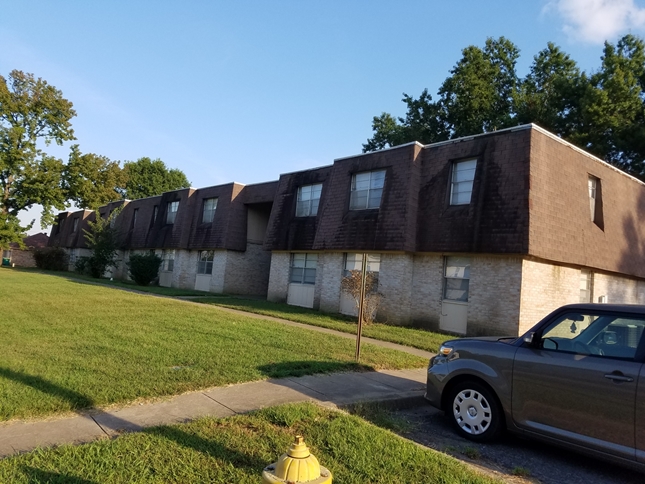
[{"x1": 355, "y1": 253, "x2": 368, "y2": 362}]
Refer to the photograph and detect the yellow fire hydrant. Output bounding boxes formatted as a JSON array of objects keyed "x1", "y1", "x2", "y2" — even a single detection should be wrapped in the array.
[{"x1": 262, "y1": 435, "x2": 332, "y2": 484}]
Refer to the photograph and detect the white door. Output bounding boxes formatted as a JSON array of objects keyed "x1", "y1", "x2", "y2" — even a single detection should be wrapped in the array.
[
  {"x1": 440, "y1": 300, "x2": 468, "y2": 334},
  {"x1": 195, "y1": 274, "x2": 211, "y2": 292},
  {"x1": 287, "y1": 284, "x2": 315, "y2": 308},
  {"x1": 159, "y1": 272, "x2": 173, "y2": 287},
  {"x1": 340, "y1": 291, "x2": 358, "y2": 316}
]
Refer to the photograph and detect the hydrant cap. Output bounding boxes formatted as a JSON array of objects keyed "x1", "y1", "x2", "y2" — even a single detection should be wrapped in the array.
[{"x1": 287, "y1": 435, "x2": 310, "y2": 459}]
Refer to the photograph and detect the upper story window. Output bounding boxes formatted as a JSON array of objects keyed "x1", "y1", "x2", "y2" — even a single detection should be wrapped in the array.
[
  {"x1": 109, "y1": 210, "x2": 116, "y2": 228},
  {"x1": 350, "y1": 170, "x2": 385, "y2": 210},
  {"x1": 72, "y1": 218, "x2": 79, "y2": 233},
  {"x1": 202, "y1": 198, "x2": 218, "y2": 224},
  {"x1": 296, "y1": 184, "x2": 322, "y2": 217},
  {"x1": 167, "y1": 201, "x2": 179, "y2": 224},
  {"x1": 588, "y1": 176, "x2": 603, "y2": 229},
  {"x1": 450, "y1": 159, "x2": 477, "y2": 205},
  {"x1": 152, "y1": 205, "x2": 159, "y2": 224},
  {"x1": 132, "y1": 208, "x2": 138, "y2": 228}
]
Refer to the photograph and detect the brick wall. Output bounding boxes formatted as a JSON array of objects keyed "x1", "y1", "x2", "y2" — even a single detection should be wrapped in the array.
[
  {"x1": 467, "y1": 255, "x2": 523, "y2": 335},
  {"x1": 267, "y1": 252, "x2": 290, "y2": 303},
  {"x1": 378, "y1": 254, "x2": 415, "y2": 324},
  {"x1": 318, "y1": 253, "x2": 344, "y2": 313},
  {"x1": 589, "y1": 272, "x2": 645, "y2": 305},
  {"x1": 224, "y1": 242, "x2": 272, "y2": 295},
  {"x1": 410, "y1": 254, "x2": 444, "y2": 329},
  {"x1": 8, "y1": 250, "x2": 36, "y2": 268}
]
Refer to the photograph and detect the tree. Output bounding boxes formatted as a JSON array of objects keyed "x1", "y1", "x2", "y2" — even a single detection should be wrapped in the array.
[
  {"x1": 515, "y1": 42, "x2": 587, "y2": 138},
  {"x1": 0, "y1": 70, "x2": 76, "y2": 248},
  {"x1": 572, "y1": 35, "x2": 645, "y2": 177},
  {"x1": 80, "y1": 211, "x2": 119, "y2": 278},
  {"x1": 437, "y1": 37, "x2": 520, "y2": 137},
  {"x1": 64, "y1": 145, "x2": 127, "y2": 210},
  {"x1": 121, "y1": 157, "x2": 190, "y2": 200}
]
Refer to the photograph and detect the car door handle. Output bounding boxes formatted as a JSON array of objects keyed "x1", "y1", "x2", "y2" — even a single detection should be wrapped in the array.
[{"x1": 604, "y1": 373, "x2": 634, "y2": 383}]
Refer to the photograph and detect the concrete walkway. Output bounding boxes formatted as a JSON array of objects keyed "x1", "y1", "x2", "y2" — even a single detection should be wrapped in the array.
[{"x1": 0, "y1": 368, "x2": 428, "y2": 458}]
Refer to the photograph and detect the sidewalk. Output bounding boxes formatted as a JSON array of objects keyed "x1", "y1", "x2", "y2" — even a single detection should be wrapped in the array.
[{"x1": 0, "y1": 368, "x2": 428, "y2": 459}]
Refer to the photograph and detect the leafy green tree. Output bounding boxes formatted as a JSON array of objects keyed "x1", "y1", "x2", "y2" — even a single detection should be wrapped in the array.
[
  {"x1": 437, "y1": 37, "x2": 520, "y2": 137},
  {"x1": 516, "y1": 42, "x2": 587, "y2": 138},
  {"x1": 121, "y1": 157, "x2": 190, "y2": 200},
  {"x1": 0, "y1": 70, "x2": 76, "y2": 248},
  {"x1": 64, "y1": 145, "x2": 127, "y2": 210},
  {"x1": 572, "y1": 35, "x2": 645, "y2": 177},
  {"x1": 82, "y1": 211, "x2": 119, "y2": 278}
]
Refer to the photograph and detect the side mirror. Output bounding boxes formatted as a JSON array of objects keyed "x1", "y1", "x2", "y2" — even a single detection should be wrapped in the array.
[{"x1": 523, "y1": 332, "x2": 535, "y2": 345}]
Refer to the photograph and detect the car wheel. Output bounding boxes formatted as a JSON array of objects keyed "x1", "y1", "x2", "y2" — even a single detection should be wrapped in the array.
[{"x1": 448, "y1": 380, "x2": 503, "y2": 442}]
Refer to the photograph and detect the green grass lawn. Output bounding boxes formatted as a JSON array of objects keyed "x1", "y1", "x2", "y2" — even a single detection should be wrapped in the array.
[
  {"x1": 0, "y1": 403, "x2": 498, "y2": 483},
  {"x1": 198, "y1": 296, "x2": 448, "y2": 353},
  {"x1": 29, "y1": 268, "x2": 450, "y2": 352},
  {"x1": 0, "y1": 270, "x2": 425, "y2": 421}
]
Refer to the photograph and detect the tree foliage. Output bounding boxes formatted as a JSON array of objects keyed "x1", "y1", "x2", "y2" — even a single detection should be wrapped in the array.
[
  {"x1": 0, "y1": 70, "x2": 76, "y2": 247},
  {"x1": 64, "y1": 145, "x2": 127, "y2": 210},
  {"x1": 121, "y1": 157, "x2": 191, "y2": 200},
  {"x1": 81, "y1": 211, "x2": 120, "y2": 278},
  {"x1": 364, "y1": 35, "x2": 645, "y2": 180},
  {"x1": 127, "y1": 253, "x2": 162, "y2": 286}
]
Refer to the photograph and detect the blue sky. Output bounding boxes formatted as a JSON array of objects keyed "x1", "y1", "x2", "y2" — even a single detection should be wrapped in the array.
[{"x1": 2, "y1": 0, "x2": 645, "y2": 232}]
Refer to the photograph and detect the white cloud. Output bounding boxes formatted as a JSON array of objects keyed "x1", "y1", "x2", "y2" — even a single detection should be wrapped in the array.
[{"x1": 546, "y1": 0, "x2": 645, "y2": 43}]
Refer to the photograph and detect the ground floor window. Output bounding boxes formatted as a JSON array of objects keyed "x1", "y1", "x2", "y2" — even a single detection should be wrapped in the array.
[
  {"x1": 162, "y1": 250, "x2": 175, "y2": 271},
  {"x1": 580, "y1": 269, "x2": 593, "y2": 303},
  {"x1": 69, "y1": 248, "x2": 78, "y2": 264},
  {"x1": 198, "y1": 250, "x2": 214, "y2": 275},
  {"x1": 2, "y1": 249, "x2": 11, "y2": 259},
  {"x1": 344, "y1": 253, "x2": 380, "y2": 287},
  {"x1": 290, "y1": 253, "x2": 317, "y2": 284},
  {"x1": 443, "y1": 257, "x2": 470, "y2": 302}
]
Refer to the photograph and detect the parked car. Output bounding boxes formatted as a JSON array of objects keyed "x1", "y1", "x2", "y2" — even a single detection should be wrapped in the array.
[{"x1": 425, "y1": 303, "x2": 645, "y2": 470}]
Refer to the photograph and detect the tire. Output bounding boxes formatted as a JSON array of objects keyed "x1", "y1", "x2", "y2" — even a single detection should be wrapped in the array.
[{"x1": 447, "y1": 380, "x2": 503, "y2": 442}]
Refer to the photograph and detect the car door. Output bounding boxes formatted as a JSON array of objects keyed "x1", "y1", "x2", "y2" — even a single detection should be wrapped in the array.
[{"x1": 512, "y1": 310, "x2": 645, "y2": 461}]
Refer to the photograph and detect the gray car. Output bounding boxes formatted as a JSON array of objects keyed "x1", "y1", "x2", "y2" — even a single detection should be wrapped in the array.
[{"x1": 425, "y1": 303, "x2": 645, "y2": 470}]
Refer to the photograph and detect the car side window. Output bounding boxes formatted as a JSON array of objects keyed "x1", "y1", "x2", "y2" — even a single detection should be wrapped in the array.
[{"x1": 540, "y1": 312, "x2": 645, "y2": 360}]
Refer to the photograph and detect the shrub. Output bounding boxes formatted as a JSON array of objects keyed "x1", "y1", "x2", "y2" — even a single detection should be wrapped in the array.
[
  {"x1": 127, "y1": 253, "x2": 162, "y2": 286},
  {"x1": 33, "y1": 247, "x2": 68, "y2": 271},
  {"x1": 83, "y1": 213, "x2": 119, "y2": 278},
  {"x1": 341, "y1": 270, "x2": 383, "y2": 324}
]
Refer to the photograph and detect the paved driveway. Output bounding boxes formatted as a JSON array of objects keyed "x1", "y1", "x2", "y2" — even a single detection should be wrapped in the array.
[{"x1": 393, "y1": 405, "x2": 643, "y2": 484}]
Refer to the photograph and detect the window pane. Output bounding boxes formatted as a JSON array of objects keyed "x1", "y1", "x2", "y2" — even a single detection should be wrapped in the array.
[
  {"x1": 303, "y1": 268, "x2": 316, "y2": 284},
  {"x1": 370, "y1": 170, "x2": 386, "y2": 188},
  {"x1": 444, "y1": 278, "x2": 469, "y2": 301},
  {"x1": 367, "y1": 188, "x2": 383, "y2": 208},
  {"x1": 445, "y1": 257, "x2": 471, "y2": 279},
  {"x1": 292, "y1": 254, "x2": 306, "y2": 268},
  {"x1": 353, "y1": 173, "x2": 371, "y2": 191},
  {"x1": 451, "y1": 160, "x2": 477, "y2": 205},
  {"x1": 305, "y1": 254, "x2": 318, "y2": 268},
  {"x1": 290, "y1": 267, "x2": 304, "y2": 283},
  {"x1": 310, "y1": 198, "x2": 320, "y2": 216},
  {"x1": 366, "y1": 254, "x2": 380, "y2": 273},
  {"x1": 295, "y1": 201, "x2": 309, "y2": 217},
  {"x1": 350, "y1": 190, "x2": 368, "y2": 210}
]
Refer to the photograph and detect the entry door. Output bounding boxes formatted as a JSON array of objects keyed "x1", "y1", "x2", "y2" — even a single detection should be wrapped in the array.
[{"x1": 440, "y1": 301, "x2": 468, "y2": 334}]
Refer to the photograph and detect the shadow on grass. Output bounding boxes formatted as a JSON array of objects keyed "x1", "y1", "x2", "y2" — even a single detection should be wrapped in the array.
[
  {"x1": 143, "y1": 425, "x2": 267, "y2": 473},
  {"x1": 19, "y1": 466, "x2": 98, "y2": 484},
  {"x1": 257, "y1": 360, "x2": 372, "y2": 379},
  {"x1": 0, "y1": 368, "x2": 94, "y2": 409}
]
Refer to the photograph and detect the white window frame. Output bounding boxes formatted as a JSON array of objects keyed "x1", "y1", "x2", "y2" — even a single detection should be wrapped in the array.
[
  {"x1": 296, "y1": 184, "x2": 323, "y2": 217},
  {"x1": 198, "y1": 250, "x2": 214, "y2": 275},
  {"x1": 161, "y1": 249, "x2": 175, "y2": 272},
  {"x1": 443, "y1": 256, "x2": 471, "y2": 302},
  {"x1": 349, "y1": 170, "x2": 385, "y2": 210},
  {"x1": 290, "y1": 253, "x2": 317, "y2": 285},
  {"x1": 202, "y1": 197, "x2": 218, "y2": 224},
  {"x1": 167, "y1": 201, "x2": 179, "y2": 224},
  {"x1": 588, "y1": 176, "x2": 598, "y2": 222},
  {"x1": 450, "y1": 159, "x2": 477, "y2": 205}
]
